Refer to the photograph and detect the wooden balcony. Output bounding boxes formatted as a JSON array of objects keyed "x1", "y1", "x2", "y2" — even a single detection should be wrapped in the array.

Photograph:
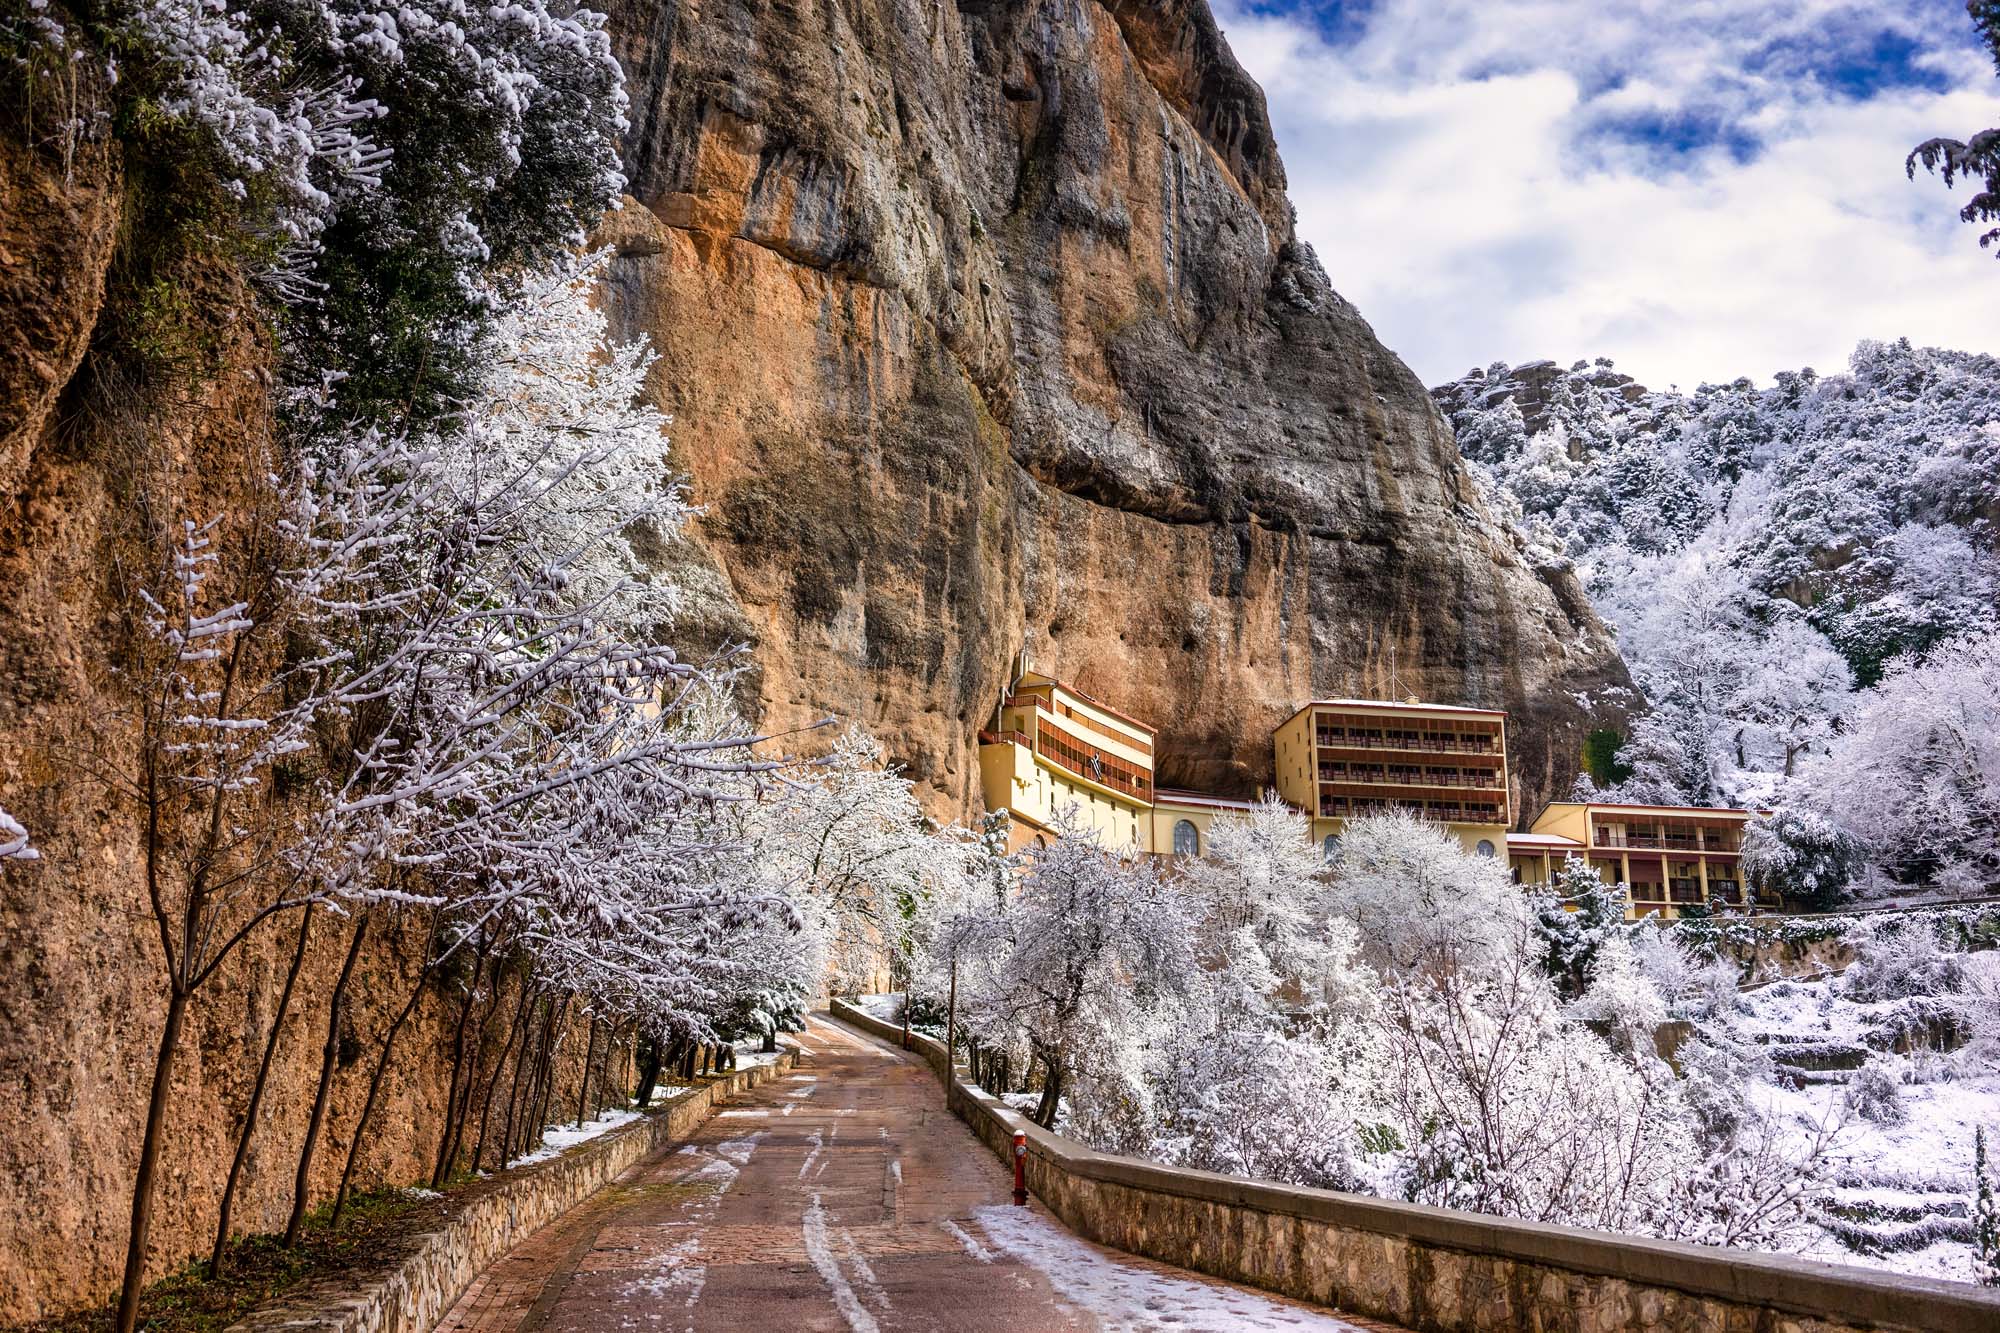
[
  {"x1": 1315, "y1": 732, "x2": 1498, "y2": 756},
  {"x1": 1318, "y1": 768, "x2": 1500, "y2": 792},
  {"x1": 1594, "y1": 832, "x2": 1741, "y2": 853}
]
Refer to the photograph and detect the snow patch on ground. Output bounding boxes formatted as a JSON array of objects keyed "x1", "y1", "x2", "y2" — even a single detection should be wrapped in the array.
[
  {"x1": 508, "y1": 1107, "x2": 644, "y2": 1168},
  {"x1": 971, "y1": 1206, "x2": 1374, "y2": 1330},
  {"x1": 803, "y1": 1194, "x2": 882, "y2": 1333},
  {"x1": 940, "y1": 1218, "x2": 995, "y2": 1264},
  {"x1": 855, "y1": 992, "x2": 904, "y2": 1022},
  {"x1": 622, "y1": 1235, "x2": 706, "y2": 1333},
  {"x1": 1725, "y1": 975, "x2": 2000, "y2": 1284}
]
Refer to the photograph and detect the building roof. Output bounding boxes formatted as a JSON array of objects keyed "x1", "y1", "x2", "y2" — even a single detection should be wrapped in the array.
[
  {"x1": 1506, "y1": 831, "x2": 1584, "y2": 848},
  {"x1": 1537, "y1": 800, "x2": 1762, "y2": 819},
  {"x1": 1277, "y1": 698, "x2": 1509, "y2": 730},
  {"x1": 1012, "y1": 670, "x2": 1158, "y2": 736},
  {"x1": 1153, "y1": 788, "x2": 1262, "y2": 812}
]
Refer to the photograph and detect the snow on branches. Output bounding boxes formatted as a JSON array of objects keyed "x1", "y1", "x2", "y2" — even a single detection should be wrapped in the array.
[{"x1": 919, "y1": 807, "x2": 1838, "y2": 1255}]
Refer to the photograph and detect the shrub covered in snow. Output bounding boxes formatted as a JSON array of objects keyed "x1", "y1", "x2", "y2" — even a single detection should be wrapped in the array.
[
  {"x1": 1845, "y1": 1057, "x2": 1909, "y2": 1126},
  {"x1": 1842, "y1": 918, "x2": 1969, "y2": 1004}
]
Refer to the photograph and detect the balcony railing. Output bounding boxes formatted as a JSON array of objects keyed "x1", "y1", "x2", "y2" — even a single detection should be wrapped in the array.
[
  {"x1": 978, "y1": 729, "x2": 1033, "y2": 749},
  {"x1": 1595, "y1": 833, "x2": 1740, "y2": 853},
  {"x1": 1006, "y1": 693, "x2": 1152, "y2": 756},
  {"x1": 1319, "y1": 769, "x2": 1498, "y2": 791},
  {"x1": 1668, "y1": 880, "x2": 1705, "y2": 903},
  {"x1": 1316, "y1": 732, "x2": 1498, "y2": 755},
  {"x1": 1320, "y1": 800, "x2": 1504, "y2": 824}
]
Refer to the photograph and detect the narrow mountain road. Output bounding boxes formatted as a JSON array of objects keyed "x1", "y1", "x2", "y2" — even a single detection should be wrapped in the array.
[{"x1": 434, "y1": 1013, "x2": 1394, "y2": 1333}]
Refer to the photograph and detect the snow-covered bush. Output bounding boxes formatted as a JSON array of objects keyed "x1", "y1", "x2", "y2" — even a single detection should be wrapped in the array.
[
  {"x1": 1845, "y1": 1056, "x2": 1909, "y2": 1126},
  {"x1": 1628, "y1": 925, "x2": 1741, "y2": 1020},
  {"x1": 1952, "y1": 952, "x2": 2000, "y2": 1073},
  {"x1": 1841, "y1": 919, "x2": 1969, "y2": 1004},
  {"x1": 1571, "y1": 932, "x2": 1669, "y2": 1058}
]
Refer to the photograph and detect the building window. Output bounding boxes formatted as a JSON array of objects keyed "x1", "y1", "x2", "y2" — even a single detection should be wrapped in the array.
[
  {"x1": 1322, "y1": 833, "x2": 1341, "y2": 862},
  {"x1": 1172, "y1": 820, "x2": 1200, "y2": 857},
  {"x1": 1475, "y1": 838, "x2": 1497, "y2": 858}
]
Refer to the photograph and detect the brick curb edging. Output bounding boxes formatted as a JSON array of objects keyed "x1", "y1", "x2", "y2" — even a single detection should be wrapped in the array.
[
  {"x1": 225, "y1": 1050, "x2": 797, "y2": 1333},
  {"x1": 829, "y1": 999, "x2": 2000, "y2": 1333}
]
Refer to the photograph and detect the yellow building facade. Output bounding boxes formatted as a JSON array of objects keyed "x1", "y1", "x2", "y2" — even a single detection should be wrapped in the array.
[
  {"x1": 1507, "y1": 802, "x2": 1762, "y2": 918},
  {"x1": 974, "y1": 664, "x2": 1767, "y2": 919},
  {"x1": 978, "y1": 669, "x2": 1160, "y2": 854},
  {"x1": 1271, "y1": 700, "x2": 1512, "y2": 859}
]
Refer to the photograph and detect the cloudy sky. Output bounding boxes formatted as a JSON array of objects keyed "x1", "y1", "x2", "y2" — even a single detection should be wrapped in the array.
[{"x1": 1212, "y1": 0, "x2": 2000, "y2": 389}]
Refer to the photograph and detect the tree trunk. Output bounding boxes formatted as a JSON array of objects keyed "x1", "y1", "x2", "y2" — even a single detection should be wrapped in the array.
[
  {"x1": 497, "y1": 989, "x2": 543, "y2": 1167},
  {"x1": 634, "y1": 1035, "x2": 661, "y2": 1107},
  {"x1": 284, "y1": 913, "x2": 369, "y2": 1247},
  {"x1": 520, "y1": 995, "x2": 567, "y2": 1160},
  {"x1": 115, "y1": 985, "x2": 188, "y2": 1333},
  {"x1": 432, "y1": 944, "x2": 494, "y2": 1187},
  {"x1": 1032, "y1": 1055, "x2": 1064, "y2": 1130},
  {"x1": 331, "y1": 936, "x2": 437, "y2": 1226},
  {"x1": 474, "y1": 976, "x2": 534, "y2": 1173},
  {"x1": 211, "y1": 905, "x2": 315, "y2": 1275},
  {"x1": 575, "y1": 1016, "x2": 600, "y2": 1129}
]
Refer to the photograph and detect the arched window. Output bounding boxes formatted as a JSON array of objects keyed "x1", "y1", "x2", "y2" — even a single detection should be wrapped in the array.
[
  {"x1": 1172, "y1": 819, "x2": 1200, "y2": 858},
  {"x1": 1475, "y1": 838, "x2": 1497, "y2": 858},
  {"x1": 1321, "y1": 833, "x2": 1341, "y2": 862}
]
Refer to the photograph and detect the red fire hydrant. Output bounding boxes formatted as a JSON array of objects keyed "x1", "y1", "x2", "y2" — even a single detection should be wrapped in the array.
[{"x1": 1012, "y1": 1130, "x2": 1028, "y2": 1206}]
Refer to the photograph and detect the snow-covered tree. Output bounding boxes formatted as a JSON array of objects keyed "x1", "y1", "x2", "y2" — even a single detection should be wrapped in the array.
[
  {"x1": 1908, "y1": 1, "x2": 2000, "y2": 259},
  {"x1": 1176, "y1": 796, "x2": 1368, "y2": 1014},
  {"x1": 1331, "y1": 810, "x2": 1527, "y2": 974},
  {"x1": 1742, "y1": 806, "x2": 1865, "y2": 910},
  {"x1": 748, "y1": 727, "x2": 958, "y2": 997},
  {"x1": 953, "y1": 814, "x2": 1198, "y2": 1130},
  {"x1": 1808, "y1": 630, "x2": 2000, "y2": 890},
  {"x1": 1975, "y1": 1124, "x2": 2000, "y2": 1287},
  {"x1": 1527, "y1": 856, "x2": 1627, "y2": 999}
]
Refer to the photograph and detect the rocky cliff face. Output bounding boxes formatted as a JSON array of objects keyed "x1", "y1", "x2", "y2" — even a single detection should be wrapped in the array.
[{"x1": 597, "y1": 0, "x2": 1628, "y2": 819}]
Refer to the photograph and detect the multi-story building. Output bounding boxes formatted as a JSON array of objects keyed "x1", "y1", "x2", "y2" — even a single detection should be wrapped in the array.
[
  {"x1": 1271, "y1": 700, "x2": 1512, "y2": 859},
  {"x1": 978, "y1": 666, "x2": 1159, "y2": 854},
  {"x1": 1508, "y1": 801, "x2": 1761, "y2": 918},
  {"x1": 977, "y1": 666, "x2": 1768, "y2": 920},
  {"x1": 976, "y1": 663, "x2": 1266, "y2": 858}
]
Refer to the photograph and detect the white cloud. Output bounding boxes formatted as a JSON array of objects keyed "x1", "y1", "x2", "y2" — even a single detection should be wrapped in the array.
[{"x1": 1215, "y1": 0, "x2": 2000, "y2": 388}]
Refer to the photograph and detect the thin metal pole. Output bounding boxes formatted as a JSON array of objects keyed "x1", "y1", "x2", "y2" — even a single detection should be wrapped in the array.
[{"x1": 944, "y1": 952, "x2": 958, "y2": 1071}]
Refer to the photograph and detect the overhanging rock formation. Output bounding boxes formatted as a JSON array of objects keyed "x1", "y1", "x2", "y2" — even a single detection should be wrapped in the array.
[{"x1": 597, "y1": 0, "x2": 1631, "y2": 820}]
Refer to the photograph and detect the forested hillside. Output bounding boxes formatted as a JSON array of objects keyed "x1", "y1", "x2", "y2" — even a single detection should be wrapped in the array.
[{"x1": 1435, "y1": 342, "x2": 2000, "y2": 897}]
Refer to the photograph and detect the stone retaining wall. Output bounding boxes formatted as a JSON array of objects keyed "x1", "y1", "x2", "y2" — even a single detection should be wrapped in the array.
[
  {"x1": 829, "y1": 1000, "x2": 2000, "y2": 1333},
  {"x1": 226, "y1": 1052, "x2": 795, "y2": 1333}
]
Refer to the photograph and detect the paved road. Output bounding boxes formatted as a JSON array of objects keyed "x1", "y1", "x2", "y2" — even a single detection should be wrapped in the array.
[{"x1": 435, "y1": 1014, "x2": 1389, "y2": 1333}]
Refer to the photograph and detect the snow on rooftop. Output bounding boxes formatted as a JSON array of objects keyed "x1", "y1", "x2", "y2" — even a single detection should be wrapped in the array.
[
  {"x1": 1507, "y1": 831, "x2": 1583, "y2": 847},
  {"x1": 1152, "y1": 788, "x2": 1260, "y2": 810},
  {"x1": 1290, "y1": 698, "x2": 1508, "y2": 719}
]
